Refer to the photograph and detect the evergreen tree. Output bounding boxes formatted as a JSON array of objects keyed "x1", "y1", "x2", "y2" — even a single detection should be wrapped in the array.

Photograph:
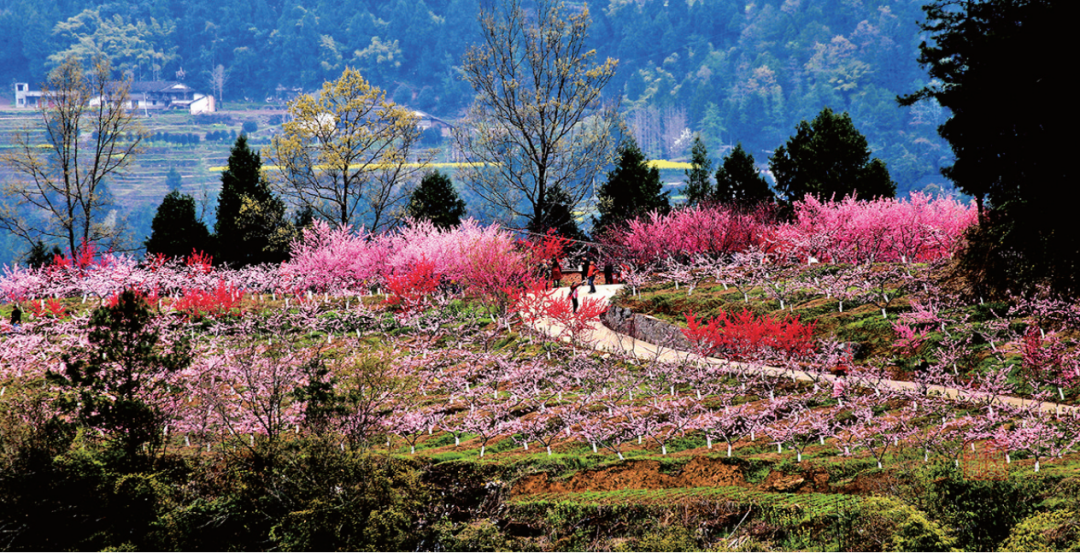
[
  {"x1": 24, "y1": 240, "x2": 61, "y2": 268},
  {"x1": 405, "y1": 170, "x2": 466, "y2": 229},
  {"x1": 145, "y1": 190, "x2": 210, "y2": 259},
  {"x1": 593, "y1": 138, "x2": 670, "y2": 235},
  {"x1": 527, "y1": 185, "x2": 587, "y2": 242},
  {"x1": 215, "y1": 135, "x2": 290, "y2": 266},
  {"x1": 165, "y1": 167, "x2": 182, "y2": 192},
  {"x1": 769, "y1": 107, "x2": 896, "y2": 203},
  {"x1": 901, "y1": 0, "x2": 1073, "y2": 295},
  {"x1": 52, "y1": 290, "x2": 191, "y2": 464},
  {"x1": 683, "y1": 135, "x2": 713, "y2": 206},
  {"x1": 714, "y1": 143, "x2": 773, "y2": 205}
]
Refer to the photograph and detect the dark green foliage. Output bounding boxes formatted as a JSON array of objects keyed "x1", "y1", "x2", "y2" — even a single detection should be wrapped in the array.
[
  {"x1": 593, "y1": 138, "x2": 669, "y2": 236},
  {"x1": 23, "y1": 240, "x2": 61, "y2": 268},
  {"x1": 144, "y1": 190, "x2": 210, "y2": 259},
  {"x1": 294, "y1": 204, "x2": 316, "y2": 232},
  {"x1": 164, "y1": 167, "x2": 182, "y2": 192},
  {"x1": 406, "y1": 170, "x2": 466, "y2": 229},
  {"x1": 770, "y1": 107, "x2": 896, "y2": 203},
  {"x1": 242, "y1": 120, "x2": 258, "y2": 134},
  {"x1": 1000, "y1": 510, "x2": 1080, "y2": 552},
  {"x1": 918, "y1": 463, "x2": 1041, "y2": 552},
  {"x1": 901, "y1": 0, "x2": 1075, "y2": 296},
  {"x1": 153, "y1": 445, "x2": 429, "y2": 551},
  {"x1": 214, "y1": 135, "x2": 290, "y2": 266},
  {"x1": 682, "y1": 135, "x2": 713, "y2": 206},
  {"x1": 51, "y1": 290, "x2": 190, "y2": 464},
  {"x1": 527, "y1": 184, "x2": 587, "y2": 242},
  {"x1": 714, "y1": 143, "x2": 773, "y2": 205}
]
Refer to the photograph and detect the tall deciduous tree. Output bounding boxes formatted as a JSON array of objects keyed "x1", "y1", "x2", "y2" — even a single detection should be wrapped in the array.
[
  {"x1": 270, "y1": 67, "x2": 429, "y2": 232},
  {"x1": 900, "y1": 0, "x2": 1074, "y2": 294},
  {"x1": 714, "y1": 143, "x2": 773, "y2": 205},
  {"x1": 216, "y1": 135, "x2": 290, "y2": 266},
  {"x1": 144, "y1": 190, "x2": 210, "y2": 259},
  {"x1": 769, "y1": 107, "x2": 895, "y2": 203},
  {"x1": 406, "y1": 171, "x2": 466, "y2": 230},
  {"x1": 593, "y1": 138, "x2": 669, "y2": 236},
  {"x1": 683, "y1": 135, "x2": 713, "y2": 206},
  {"x1": 0, "y1": 56, "x2": 140, "y2": 255},
  {"x1": 455, "y1": 0, "x2": 620, "y2": 230}
]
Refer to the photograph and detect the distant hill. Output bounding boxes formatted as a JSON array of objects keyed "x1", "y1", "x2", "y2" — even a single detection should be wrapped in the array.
[{"x1": 1, "y1": 0, "x2": 950, "y2": 189}]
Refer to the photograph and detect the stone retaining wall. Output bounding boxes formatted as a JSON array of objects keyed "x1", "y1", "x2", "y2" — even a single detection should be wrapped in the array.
[{"x1": 601, "y1": 304, "x2": 692, "y2": 351}]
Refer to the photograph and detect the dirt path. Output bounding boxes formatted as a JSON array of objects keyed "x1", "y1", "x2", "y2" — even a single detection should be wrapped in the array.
[{"x1": 527, "y1": 284, "x2": 1079, "y2": 416}]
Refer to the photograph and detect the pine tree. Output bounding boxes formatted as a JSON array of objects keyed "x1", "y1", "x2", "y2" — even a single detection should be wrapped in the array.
[
  {"x1": 52, "y1": 290, "x2": 191, "y2": 463},
  {"x1": 769, "y1": 107, "x2": 895, "y2": 203},
  {"x1": 714, "y1": 143, "x2": 773, "y2": 205},
  {"x1": 144, "y1": 190, "x2": 210, "y2": 259},
  {"x1": 215, "y1": 135, "x2": 290, "y2": 266},
  {"x1": 406, "y1": 171, "x2": 466, "y2": 229},
  {"x1": 683, "y1": 135, "x2": 713, "y2": 206},
  {"x1": 901, "y1": 0, "x2": 1074, "y2": 295},
  {"x1": 24, "y1": 240, "x2": 62, "y2": 268},
  {"x1": 593, "y1": 138, "x2": 670, "y2": 236}
]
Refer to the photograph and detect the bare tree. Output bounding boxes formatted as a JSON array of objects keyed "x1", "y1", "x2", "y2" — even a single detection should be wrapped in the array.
[
  {"x1": 1, "y1": 56, "x2": 141, "y2": 255},
  {"x1": 630, "y1": 106, "x2": 662, "y2": 160},
  {"x1": 455, "y1": 0, "x2": 620, "y2": 229},
  {"x1": 662, "y1": 106, "x2": 689, "y2": 159},
  {"x1": 208, "y1": 64, "x2": 227, "y2": 106}
]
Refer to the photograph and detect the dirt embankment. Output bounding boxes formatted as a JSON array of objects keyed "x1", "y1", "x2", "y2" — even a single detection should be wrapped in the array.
[{"x1": 512, "y1": 457, "x2": 834, "y2": 498}]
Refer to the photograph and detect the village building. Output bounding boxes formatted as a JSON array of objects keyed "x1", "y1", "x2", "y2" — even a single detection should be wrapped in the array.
[{"x1": 14, "y1": 81, "x2": 215, "y2": 114}]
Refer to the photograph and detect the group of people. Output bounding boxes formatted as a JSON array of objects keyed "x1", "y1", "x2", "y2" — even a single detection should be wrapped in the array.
[{"x1": 550, "y1": 257, "x2": 616, "y2": 313}]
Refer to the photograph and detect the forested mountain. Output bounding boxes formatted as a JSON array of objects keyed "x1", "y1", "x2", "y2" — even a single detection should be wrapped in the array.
[{"x1": 0, "y1": 0, "x2": 950, "y2": 194}]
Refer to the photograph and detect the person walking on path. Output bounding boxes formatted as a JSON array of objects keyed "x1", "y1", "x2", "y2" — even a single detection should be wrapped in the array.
[
  {"x1": 603, "y1": 262, "x2": 614, "y2": 285},
  {"x1": 9, "y1": 302, "x2": 22, "y2": 332},
  {"x1": 569, "y1": 282, "x2": 581, "y2": 313},
  {"x1": 586, "y1": 260, "x2": 598, "y2": 293},
  {"x1": 551, "y1": 257, "x2": 562, "y2": 289}
]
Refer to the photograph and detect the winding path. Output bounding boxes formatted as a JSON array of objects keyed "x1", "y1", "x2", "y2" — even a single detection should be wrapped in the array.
[{"x1": 528, "y1": 284, "x2": 1079, "y2": 416}]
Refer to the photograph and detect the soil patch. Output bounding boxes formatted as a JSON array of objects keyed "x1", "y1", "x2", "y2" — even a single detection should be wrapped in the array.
[
  {"x1": 760, "y1": 469, "x2": 831, "y2": 493},
  {"x1": 511, "y1": 456, "x2": 746, "y2": 496}
]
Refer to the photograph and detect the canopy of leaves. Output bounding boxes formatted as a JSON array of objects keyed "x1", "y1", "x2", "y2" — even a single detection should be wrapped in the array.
[
  {"x1": 770, "y1": 107, "x2": 895, "y2": 203},
  {"x1": 144, "y1": 190, "x2": 209, "y2": 259},
  {"x1": 215, "y1": 135, "x2": 290, "y2": 266},
  {"x1": 901, "y1": 0, "x2": 1075, "y2": 295},
  {"x1": 269, "y1": 67, "x2": 425, "y2": 232},
  {"x1": 714, "y1": 143, "x2": 773, "y2": 205},
  {"x1": 593, "y1": 138, "x2": 670, "y2": 236},
  {"x1": 406, "y1": 171, "x2": 465, "y2": 230},
  {"x1": 682, "y1": 135, "x2": 714, "y2": 206}
]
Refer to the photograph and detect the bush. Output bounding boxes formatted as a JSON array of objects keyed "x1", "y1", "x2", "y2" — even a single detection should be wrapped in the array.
[
  {"x1": 847, "y1": 496, "x2": 957, "y2": 552},
  {"x1": 999, "y1": 510, "x2": 1080, "y2": 552}
]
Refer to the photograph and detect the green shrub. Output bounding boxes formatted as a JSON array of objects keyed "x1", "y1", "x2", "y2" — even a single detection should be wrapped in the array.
[
  {"x1": 631, "y1": 524, "x2": 699, "y2": 552},
  {"x1": 433, "y1": 518, "x2": 519, "y2": 551},
  {"x1": 999, "y1": 510, "x2": 1080, "y2": 552},
  {"x1": 848, "y1": 496, "x2": 957, "y2": 552},
  {"x1": 920, "y1": 464, "x2": 1041, "y2": 551}
]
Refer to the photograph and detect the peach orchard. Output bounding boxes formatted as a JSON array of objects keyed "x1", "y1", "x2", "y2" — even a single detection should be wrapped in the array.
[{"x1": 1, "y1": 194, "x2": 1078, "y2": 473}]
